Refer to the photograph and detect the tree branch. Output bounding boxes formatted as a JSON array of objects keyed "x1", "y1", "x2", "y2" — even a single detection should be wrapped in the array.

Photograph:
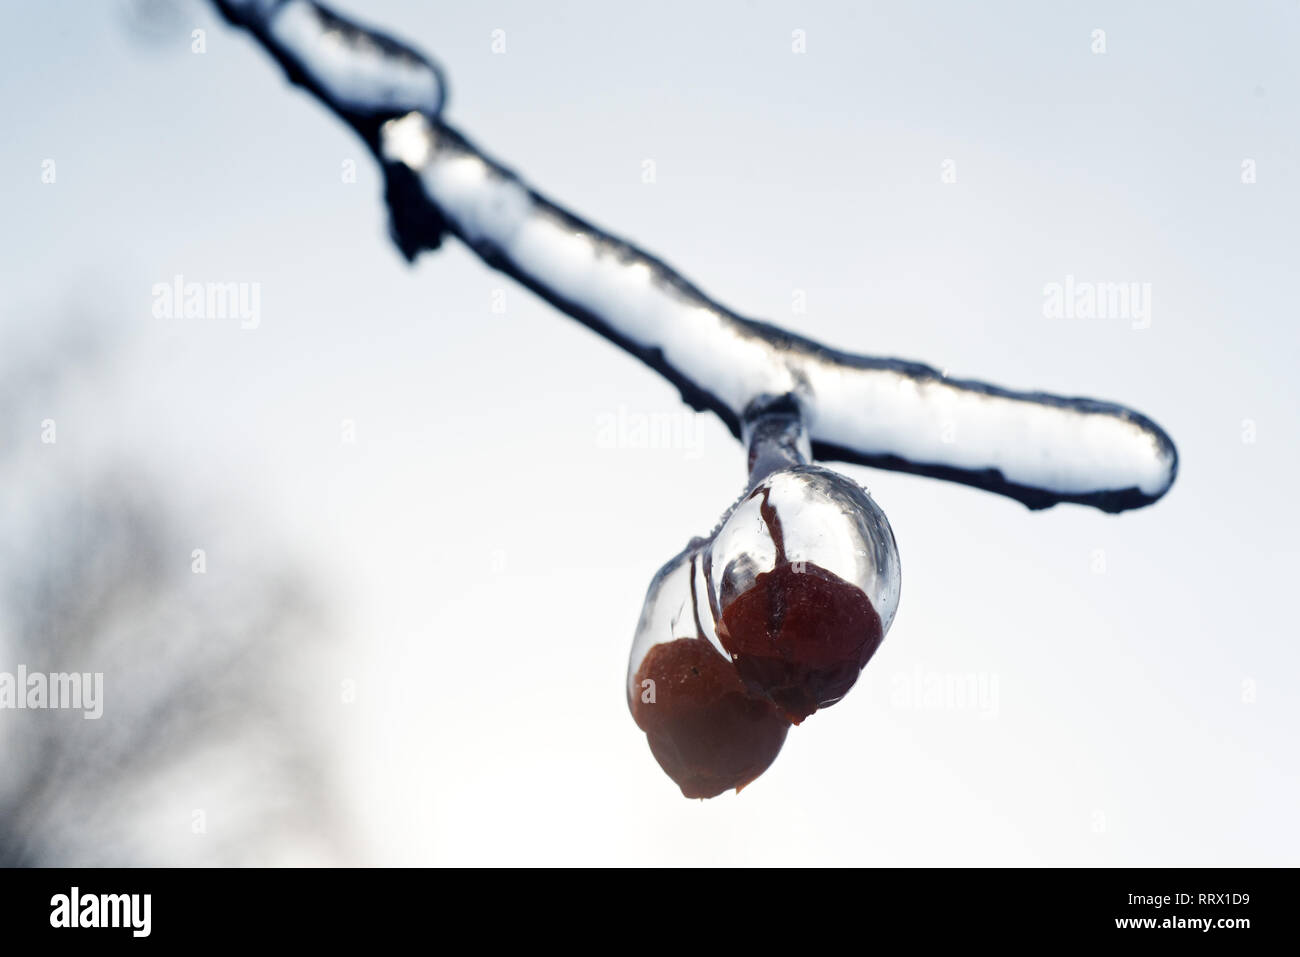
[{"x1": 212, "y1": 0, "x2": 1177, "y2": 513}]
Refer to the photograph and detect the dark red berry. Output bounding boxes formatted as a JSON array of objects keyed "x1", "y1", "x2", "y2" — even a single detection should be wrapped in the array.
[
  {"x1": 630, "y1": 637, "x2": 790, "y2": 799},
  {"x1": 717, "y1": 560, "x2": 883, "y2": 724}
]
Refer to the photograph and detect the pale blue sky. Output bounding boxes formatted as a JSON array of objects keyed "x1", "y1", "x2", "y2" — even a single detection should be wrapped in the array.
[{"x1": 2, "y1": 0, "x2": 1297, "y2": 864}]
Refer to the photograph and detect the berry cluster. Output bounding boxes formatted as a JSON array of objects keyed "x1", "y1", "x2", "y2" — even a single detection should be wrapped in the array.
[{"x1": 628, "y1": 451, "x2": 900, "y2": 798}]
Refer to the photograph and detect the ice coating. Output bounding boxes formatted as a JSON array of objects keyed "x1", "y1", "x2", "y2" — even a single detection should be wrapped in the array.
[
  {"x1": 214, "y1": 0, "x2": 1179, "y2": 513},
  {"x1": 214, "y1": 0, "x2": 446, "y2": 122},
  {"x1": 627, "y1": 456, "x2": 902, "y2": 783},
  {"x1": 625, "y1": 406, "x2": 903, "y2": 693},
  {"x1": 625, "y1": 540, "x2": 795, "y2": 797},
  {"x1": 381, "y1": 115, "x2": 790, "y2": 418},
  {"x1": 626, "y1": 542, "x2": 704, "y2": 700},
  {"x1": 705, "y1": 467, "x2": 901, "y2": 639},
  {"x1": 377, "y1": 112, "x2": 1176, "y2": 512},
  {"x1": 803, "y1": 361, "x2": 1177, "y2": 502}
]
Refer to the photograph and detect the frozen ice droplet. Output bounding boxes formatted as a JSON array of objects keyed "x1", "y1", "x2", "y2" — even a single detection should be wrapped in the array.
[
  {"x1": 626, "y1": 464, "x2": 902, "y2": 794},
  {"x1": 626, "y1": 540, "x2": 790, "y2": 799},
  {"x1": 626, "y1": 540, "x2": 706, "y2": 699},
  {"x1": 702, "y1": 466, "x2": 901, "y2": 722},
  {"x1": 707, "y1": 466, "x2": 901, "y2": 634}
]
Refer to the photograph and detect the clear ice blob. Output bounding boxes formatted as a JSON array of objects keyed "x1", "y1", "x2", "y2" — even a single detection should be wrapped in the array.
[
  {"x1": 704, "y1": 465, "x2": 900, "y2": 722},
  {"x1": 628, "y1": 455, "x2": 901, "y2": 795},
  {"x1": 627, "y1": 541, "x2": 791, "y2": 799}
]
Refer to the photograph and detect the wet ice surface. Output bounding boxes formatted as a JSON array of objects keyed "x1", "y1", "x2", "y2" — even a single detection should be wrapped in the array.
[
  {"x1": 627, "y1": 466, "x2": 902, "y2": 697},
  {"x1": 222, "y1": 0, "x2": 1177, "y2": 513},
  {"x1": 709, "y1": 468, "x2": 901, "y2": 633},
  {"x1": 216, "y1": 0, "x2": 445, "y2": 120},
  {"x1": 376, "y1": 112, "x2": 1176, "y2": 511}
]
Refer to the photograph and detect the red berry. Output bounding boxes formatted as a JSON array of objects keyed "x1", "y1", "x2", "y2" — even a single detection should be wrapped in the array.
[
  {"x1": 717, "y1": 560, "x2": 883, "y2": 724},
  {"x1": 630, "y1": 637, "x2": 789, "y2": 799}
]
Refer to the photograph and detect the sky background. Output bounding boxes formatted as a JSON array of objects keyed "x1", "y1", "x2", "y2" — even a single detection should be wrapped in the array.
[{"x1": 2, "y1": 0, "x2": 1298, "y2": 864}]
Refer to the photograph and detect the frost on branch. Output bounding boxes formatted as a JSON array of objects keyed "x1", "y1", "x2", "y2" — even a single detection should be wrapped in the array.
[{"x1": 212, "y1": 0, "x2": 1177, "y2": 513}]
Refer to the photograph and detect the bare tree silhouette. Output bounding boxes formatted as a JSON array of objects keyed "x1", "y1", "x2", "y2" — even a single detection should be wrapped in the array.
[{"x1": 0, "y1": 318, "x2": 352, "y2": 865}]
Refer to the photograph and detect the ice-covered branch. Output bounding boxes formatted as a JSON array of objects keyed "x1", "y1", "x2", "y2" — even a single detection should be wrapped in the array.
[{"x1": 212, "y1": 0, "x2": 1177, "y2": 513}]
